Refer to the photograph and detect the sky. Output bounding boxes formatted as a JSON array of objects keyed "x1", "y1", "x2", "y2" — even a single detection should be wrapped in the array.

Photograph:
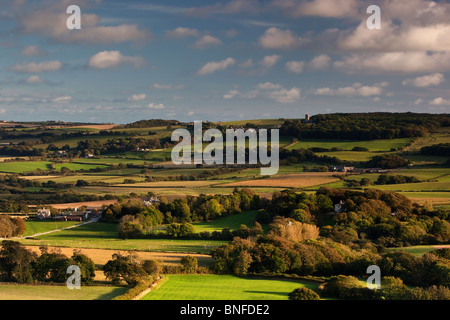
[{"x1": 0, "y1": 0, "x2": 449, "y2": 124}]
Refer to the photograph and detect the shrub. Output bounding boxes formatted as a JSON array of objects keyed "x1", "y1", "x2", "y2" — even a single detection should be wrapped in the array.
[{"x1": 288, "y1": 287, "x2": 320, "y2": 300}]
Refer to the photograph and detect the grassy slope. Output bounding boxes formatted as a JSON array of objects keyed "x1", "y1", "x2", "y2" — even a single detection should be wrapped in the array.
[{"x1": 143, "y1": 274, "x2": 320, "y2": 300}]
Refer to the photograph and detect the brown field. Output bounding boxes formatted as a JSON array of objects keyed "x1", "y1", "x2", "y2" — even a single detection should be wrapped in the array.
[
  {"x1": 218, "y1": 173, "x2": 342, "y2": 188},
  {"x1": 113, "y1": 181, "x2": 224, "y2": 188},
  {"x1": 66, "y1": 124, "x2": 119, "y2": 130},
  {"x1": 29, "y1": 200, "x2": 119, "y2": 210},
  {"x1": 22, "y1": 175, "x2": 59, "y2": 181},
  {"x1": 24, "y1": 246, "x2": 213, "y2": 267}
]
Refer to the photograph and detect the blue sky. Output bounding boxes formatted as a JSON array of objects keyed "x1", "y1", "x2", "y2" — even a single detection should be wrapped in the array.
[{"x1": 0, "y1": 0, "x2": 449, "y2": 123}]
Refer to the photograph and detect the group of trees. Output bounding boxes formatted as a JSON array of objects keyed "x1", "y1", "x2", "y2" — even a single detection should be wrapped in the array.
[
  {"x1": 421, "y1": 143, "x2": 450, "y2": 156},
  {"x1": 0, "y1": 241, "x2": 95, "y2": 284},
  {"x1": 281, "y1": 113, "x2": 450, "y2": 140},
  {"x1": 0, "y1": 216, "x2": 26, "y2": 238}
]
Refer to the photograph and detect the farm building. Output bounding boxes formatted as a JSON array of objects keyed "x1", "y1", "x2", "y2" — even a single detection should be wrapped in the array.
[
  {"x1": 37, "y1": 209, "x2": 51, "y2": 220},
  {"x1": 334, "y1": 201, "x2": 345, "y2": 214}
]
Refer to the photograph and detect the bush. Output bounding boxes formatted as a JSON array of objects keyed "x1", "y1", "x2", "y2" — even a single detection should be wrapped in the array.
[
  {"x1": 288, "y1": 287, "x2": 320, "y2": 300},
  {"x1": 181, "y1": 256, "x2": 198, "y2": 274}
]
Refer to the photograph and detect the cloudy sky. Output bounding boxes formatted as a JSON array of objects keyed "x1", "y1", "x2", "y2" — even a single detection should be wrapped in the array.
[{"x1": 0, "y1": 0, "x2": 449, "y2": 123}]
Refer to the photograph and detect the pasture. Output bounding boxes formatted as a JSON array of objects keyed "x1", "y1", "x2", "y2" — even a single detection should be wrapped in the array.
[
  {"x1": 142, "y1": 274, "x2": 320, "y2": 300},
  {"x1": 19, "y1": 222, "x2": 227, "y2": 254},
  {"x1": 193, "y1": 210, "x2": 260, "y2": 233},
  {"x1": 0, "y1": 284, "x2": 127, "y2": 300},
  {"x1": 288, "y1": 138, "x2": 412, "y2": 152}
]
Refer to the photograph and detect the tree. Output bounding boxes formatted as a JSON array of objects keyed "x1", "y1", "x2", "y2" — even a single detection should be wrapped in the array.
[
  {"x1": 71, "y1": 249, "x2": 96, "y2": 285},
  {"x1": 180, "y1": 255, "x2": 198, "y2": 274},
  {"x1": 103, "y1": 253, "x2": 146, "y2": 286},
  {"x1": 289, "y1": 287, "x2": 320, "y2": 300},
  {"x1": 0, "y1": 241, "x2": 37, "y2": 283},
  {"x1": 142, "y1": 260, "x2": 161, "y2": 277}
]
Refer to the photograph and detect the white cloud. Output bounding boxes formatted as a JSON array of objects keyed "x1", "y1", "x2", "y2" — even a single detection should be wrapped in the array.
[
  {"x1": 285, "y1": 60, "x2": 305, "y2": 74},
  {"x1": 309, "y1": 54, "x2": 331, "y2": 70},
  {"x1": 21, "y1": 45, "x2": 45, "y2": 56},
  {"x1": 88, "y1": 51, "x2": 146, "y2": 69},
  {"x1": 128, "y1": 94, "x2": 147, "y2": 102},
  {"x1": 314, "y1": 83, "x2": 384, "y2": 97},
  {"x1": 10, "y1": 60, "x2": 62, "y2": 73},
  {"x1": 402, "y1": 73, "x2": 445, "y2": 87},
  {"x1": 260, "y1": 55, "x2": 282, "y2": 69},
  {"x1": 165, "y1": 27, "x2": 200, "y2": 38},
  {"x1": 148, "y1": 103, "x2": 166, "y2": 109},
  {"x1": 333, "y1": 52, "x2": 450, "y2": 74},
  {"x1": 196, "y1": 57, "x2": 236, "y2": 75},
  {"x1": 25, "y1": 75, "x2": 45, "y2": 84},
  {"x1": 268, "y1": 87, "x2": 301, "y2": 103},
  {"x1": 272, "y1": 0, "x2": 361, "y2": 18},
  {"x1": 257, "y1": 82, "x2": 282, "y2": 90},
  {"x1": 19, "y1": 3, "x2": 151, "y2": 45},
  {"x1": 239, "y1": 59, "x2": 254, "y2": 68},
  {"x1": 192, "y1": 35, "x2": 222, "y2": 49},
  {"x1": 429, "y1": 97, "x2": 450, "y2": 106},
  {"x1": 259, "y1": 27, "x2": 303, "y2": 50},
  {"x1": 52, "y1": 96, "x2": 72, "y2": 103}
]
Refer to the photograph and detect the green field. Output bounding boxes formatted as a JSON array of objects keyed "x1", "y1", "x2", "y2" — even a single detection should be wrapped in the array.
[
  {"x1": 0, "y1": 284, "x2": 128, "y2": 300},
  {"x1": 388, "y1": 245, "x2": 450, "y2": 257},
  {"x1": 143, "y1": 275, "x2": 320, "y2": 300},
  {"x1": 288, "y1": 138, "x2": 412, "y2": 152},
  {"x1": 19, "y1": 222, "x2": 227, "y2": 254},
  {"x1": 24, "y1": 220, "x2": 81, "y2": 237},
  {"x1": 193, "y1": 211, "x2": 260, "y2": 233},
  {"x1": 0, "y1": 161, "x2": 53, "y2": 173}
]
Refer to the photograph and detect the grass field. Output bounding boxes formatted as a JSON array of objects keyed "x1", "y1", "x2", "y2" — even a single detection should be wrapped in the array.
[
  {"x1": 0, "y1": 284, "x2": 127, "y2": 300},
  {"x1": 23, "y1": 221, "x2": 81, "y2": 237},
  {"x1": 193, "y1": 211, "x2": 260, "y2": 233},
  {"x1": 288, "y1": 138, "x2": 412, "y2": 152},
  {"x1": 142, "y1": 275, "x2": 321, "y2": 300},
  {"x1": 388, "y1": 245, "x2": 450, "y2": 257},
  {"x1": 19, "y1": 222, "x2": 227, "y2": 254},
  {"x1": 0, "y1": 161, "x2": 53, "y2": 173}
]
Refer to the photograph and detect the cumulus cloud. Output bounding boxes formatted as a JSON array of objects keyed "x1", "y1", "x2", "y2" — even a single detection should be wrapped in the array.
[
  {"x1": 260, "y1": 55, "x2": 282, "y2": 69},
  {"x1": 18, "y1": 2, "x2": 151, "y2": 44},
  {"x1": 25, "y1": 75, "x2": 46, "y2": 84},
  {"x1": 165, "y1": 27, "x2": 200, "y2": 38},
  {"x1": 285, "y1": 60, "x2": 305, "y2": 74},
  {"x1": 309, "y1": 54, "x2": 331, "y2": 70},
  {"x1": 333, "y1": 52, "x2": 450, "y2": 74},
  {"x1": 10, "y1": 61, "x2": 62, "y2": 73},
  {"x1": 192, "y1": 35, "x2": 222, "y2": 49},
  {"x1": 271, "y1": 0, "x2": 361, "y2": 18},
  {"x1": 314, "y1": 82, "x2": 385, "y2": 97},
  {"x1": 196, "y1": 57, "x2": 236, "y2": 75},
  {"x1": 429, "y1": 97, "x2": 450, "y2": 106},
  {"x1": 88, "y1": 51, "x2": 146, "y2": 69},
  {"x1": 21, "y1": 45, "x2": 45, "y2": 57},
  {"x1": 148, "y1": 103, "x2": 166, "y2": 109},
  {"x1": 268, "y1": 87, "x2": 301, "y2": 103},
  {"x1": 402, "y1": 73, "x2": 445, "y2": 87},
  {"x1": 259, "y1": 27, "x2": 303, "y2": 50},
  {"x1": 128, "y1": 94, "x2": 147, "y2": 102},
  {"x1": 257, "y1": 82, "x2": 282, "y2": 90}
]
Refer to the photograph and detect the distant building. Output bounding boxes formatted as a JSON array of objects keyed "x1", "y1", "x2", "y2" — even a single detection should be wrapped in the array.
[
  {"x1": 334, "y1": 201, "x2": 345, "y2": 214},
  {"x1": 328, "y1": 166, "x2": 355, "y2": 173},
  {"x1": 37, "y1": 209, "x2": 51, "y2": 219}
]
